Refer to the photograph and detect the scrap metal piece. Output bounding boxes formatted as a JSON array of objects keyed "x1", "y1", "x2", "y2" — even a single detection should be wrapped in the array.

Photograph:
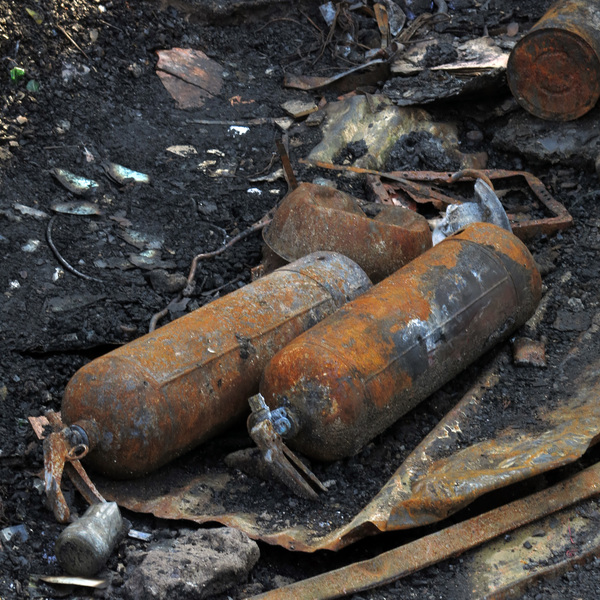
[
  {"x1": 284, "y1": 59, "x2": 388, "y2": 92},
  {"x1": 380, "y1": 0, "x2": 406, "y2": 37},
  {"x1": 374, "y1": 3, "x2": 390, "y2": 48},
  {"x1": 507, "y1": 0, "x2": 600, "y2": 121},
  {"x1": 50, "y1": 201, "x2": 103, "y2": 216},
  {"x1": 262, "y1": 182, "x2": 432, "y2": 282},
  {"x1": 247, "y1": 461, "x2": 600, "y2": 600},
  {"x1": 260, "y1": 223, "x2": 541, "y2": 464},
  {"x1": 60, "y1": 252, "x2": 372, "y2": 479},
  {"x1": 276, "y1": 139, "x2": 298, "y2": 190},
  {"x1": 513, "y1": 336, "x2": 547, "y2": 367},
  {"x1": 43, "y1": 425, "x2": 92, "y2": 523},
  {"x1": 312, "y1": 166, "x2": 571, "y2": 240},
  {"x1": 36, "y1": 575, "x2": 108, "y2": 589},
  {"x1": 397, "y1": 169, "x2": 573, "y2": 240},
  {"x1": 305, "y1": 95, "x2": 479, "y2": 172},
  {"x1": 469, "y1": 501, "x2": 600, "y2": 598}
]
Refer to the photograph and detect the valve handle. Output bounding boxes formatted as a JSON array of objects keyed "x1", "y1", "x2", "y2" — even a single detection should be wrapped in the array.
[{"x1": 42, "y1": 412, "x2": 105, "y2": 523}]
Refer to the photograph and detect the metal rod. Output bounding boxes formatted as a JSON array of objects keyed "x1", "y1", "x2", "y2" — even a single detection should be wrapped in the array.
[{"x1": 249, "y1": 461, "x2": 600, "y2": 600}]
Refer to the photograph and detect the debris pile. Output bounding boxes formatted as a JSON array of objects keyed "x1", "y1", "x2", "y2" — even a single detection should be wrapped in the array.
[{"x1": 2, "y1": 0, "x2": 600, "y2": 598}]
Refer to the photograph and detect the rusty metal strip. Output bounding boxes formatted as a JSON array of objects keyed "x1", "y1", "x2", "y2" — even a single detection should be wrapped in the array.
[
  {"x1": 284, "y1": 59, "x2": 387, "y2": 91},
  {"x1": 248, "y1": 461, "x2": 600, "y2": 600},
  {"x1": 276, "y1": 139, "x2": 298, "y2": 190},
  {"x1": 373, "y1": 4, "x2": 390, "y2": 48},
  {"x1": 390, "y1": 169, "x2": 573, "y2": 240}
]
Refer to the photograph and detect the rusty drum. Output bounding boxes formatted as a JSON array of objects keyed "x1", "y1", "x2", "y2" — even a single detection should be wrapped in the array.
[
  {"x1": 507, "y1": 0, "x2": 600, "y2": 121},
  {"x1": 263, "y1": 182, "x2": 432, "y2": 283},
  {"x1": 259, "y1": 224, "x2": 542, "y2": 461},
  {"x1": 61, "y1": 252, "x2": 372, "y2": 478}
]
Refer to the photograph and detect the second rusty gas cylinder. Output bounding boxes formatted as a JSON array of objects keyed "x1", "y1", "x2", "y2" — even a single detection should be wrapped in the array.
[
  {"x1": 507, "y1": 0, "x2": 600, "y2": 121},
  {"x1": 263, "y1": 182, "x2": 432, "y2": 283},
  {"x1": 260, "y1": 224, "x2": 542, "y2": 461},
  {"x1": 61, "y1": 252, "x2": 372, "y2": 478}
]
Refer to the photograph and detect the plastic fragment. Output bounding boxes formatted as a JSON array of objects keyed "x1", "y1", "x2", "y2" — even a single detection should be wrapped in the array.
[{"x1": 10, "y1": 67, "x2": 25, "y2": 83}]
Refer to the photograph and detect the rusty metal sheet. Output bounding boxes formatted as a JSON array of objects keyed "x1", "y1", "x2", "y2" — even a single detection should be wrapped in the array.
[
  {"x1": 263, "y1": 182, "x2": 432, "y2": 283},
  {"x1": 507, "y1": 0, "x2": 600, "y2": 121},
  {"x1": 156, "y1": 48, "x2": 224, "y2": 109},
  {"x1": 247, "y1": 462, "x2": 600, "y2": 600},
  {"x1": 513, "y1": 336, "x2": 547, "y2": 367},
  {"x1": 96, "y1": 313, "x2": 600, "y2": 554}
]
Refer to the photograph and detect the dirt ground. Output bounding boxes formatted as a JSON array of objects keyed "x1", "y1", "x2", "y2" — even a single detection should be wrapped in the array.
[{"x1": 2, "y1": 0, "x2": 600, "y2": 598}]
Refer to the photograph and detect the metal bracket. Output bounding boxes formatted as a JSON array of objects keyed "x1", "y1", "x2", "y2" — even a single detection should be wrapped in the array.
[{"x1": 248, "y1": 395, "x2": 327, "y2": 500}]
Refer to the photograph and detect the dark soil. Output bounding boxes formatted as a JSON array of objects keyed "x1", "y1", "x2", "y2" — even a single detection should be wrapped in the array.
[{"x1": 2, "y1": 0, "x2": 600, "y2": 599}]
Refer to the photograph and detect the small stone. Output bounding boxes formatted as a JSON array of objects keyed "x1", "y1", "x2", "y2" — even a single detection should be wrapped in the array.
[
  {"x1": 506, "y1": 22, "x2": 519, "y2": 37},
  {"x1": 124, "y1": 528, "x2": 260, "y2": 600},
  {"x1": 466, "y1": 130, "x2": 484, "y2": 143},
  {"x1": 553, "y1": 309, "x2": 593, "y2": 332},
  {"x1": 145, "y1": 269, "x2": 188, "y2": 294},
  {"x1": 523, "y1": 540, "x2": 532, "y2": 549}
]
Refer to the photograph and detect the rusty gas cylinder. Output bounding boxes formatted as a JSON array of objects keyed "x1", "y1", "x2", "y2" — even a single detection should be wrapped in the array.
[
  {"x1": 259, "y1": 224, "x2": 542, "y2": 461},
  {"x1": 507, "y1": 0, "x2": 600, "y2": 121},
  {"x1": 263, "y1": 182, "x2": 432, "y2": 282},
  {"x1": 61, "y1": 252, "x2": 372, "y2": 478}
]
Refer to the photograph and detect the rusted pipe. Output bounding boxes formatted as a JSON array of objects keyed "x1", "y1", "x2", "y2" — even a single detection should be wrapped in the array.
[
  {"x1": 60, "y1": 252, "x2": 372, "y2": 479},
  {"x1": 259, "y1": 224, "x2": 541, "y2": 465},
  {"x1": 507, "y1": 0, "x2": 600, "y2": 120}
]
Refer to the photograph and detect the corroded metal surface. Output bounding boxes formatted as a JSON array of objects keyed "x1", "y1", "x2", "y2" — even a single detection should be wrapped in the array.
[
  {"x1": 40, "y1": 412, "x2": 105, "y2": 523},
  {"x1": 248, "y1": 461, "x2": 600, "y2": 600},
  {"x1": 61, "y1": 252, "x2": 372, "y2": 479},
  {"x1": 260, "y1": 223, "x2": 541, "y2": 462},
  {"x1": 263, "y1": 182, "x2": 432, "y2": 282},
  {"x1": 507, "y1": 0, "x2": 600, "y2": 121}
]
